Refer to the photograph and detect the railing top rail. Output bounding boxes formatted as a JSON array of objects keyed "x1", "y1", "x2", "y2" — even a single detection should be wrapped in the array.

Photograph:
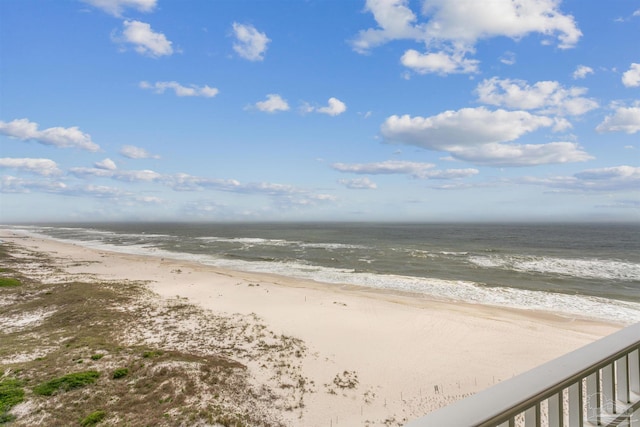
[{"x1": 405, "y1": 322, "x2": 640, "y2": 427}]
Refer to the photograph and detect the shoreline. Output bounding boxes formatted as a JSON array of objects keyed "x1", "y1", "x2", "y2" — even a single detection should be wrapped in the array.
[
  {"x1": 0, "y1": 228, "x2": 623, "y2": 425},
  {"x1": 1, "y1": 228, "x2": 630, "y2": 326}
]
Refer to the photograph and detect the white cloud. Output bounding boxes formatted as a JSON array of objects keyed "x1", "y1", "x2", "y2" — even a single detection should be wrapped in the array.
[
  {"x1": 622, "y1": 63, "x2": 640, "y2": 87},
  {"x1": 166, "y1": 173, "x2": 241, "y2": 192},
  {"x1": 451, "y1": 141, "x2": 593, "y2": 166},
  {"x1": 425, "y1": 168, "x2": 480, "y2": 179},
  {"x1": 352, "y1": 0, "x2": 581, "y2": 75},
  {"x1": 274, "y1": 192, "x2": 337, "y2": 208},
  {"x1": 576, "y1": 165, "x2": 640, "y2": 181},
  {"x1": 338, "y1": 177, "x2": 378, "y2": 189},
  {"x1": 0, "y1": 176, "x2": 67, "y2": 194},
  {"x1": 95, "y1": 158, "x2": 117, "y2": 170},
  {"x1": 572, "y1": 65, "x2": 594, "y2": 80},
  {"x1": 476, "y1": 77, "x2": 598, "y2": 116},
  {"x1": 135, "y1": 195, "x2": 164, "y2": 204},
  {"x1": 0, "y1": 158, "x2": 61, "y2": 176},
  {"x1": 333, "y1": 160, "x2": 435, "y2": 176},
  {"x1": 82, "y1": 0, "x2": 156, "y2": 17},
  {"x1": 115, "y1": 169, "x2": 162, "y2": 182},
  {"x1": 400, "y1": 49, "x2": 479, "y2": 75},
  {"x1": 419, "y1": 0, "x2": 581, "y2": 49},
  {"x1": 500, "y1": 51, "x2": 516, "y2": 65},
  {"x1": 634, "y1": 9, "x2": 640, "y2": 17},
  {"x1": 0, "y1": 118, "x2": 100, "y2": 152},
  {"x1": 69, "y1": 167, "x2": 113, "y2": 179},
  {"x1": 167, "y1": 173, "x2": 309, "y2": 197},
  {"x1": 351, "y1": 0, "x2": 424, "y2": 54},
  {"x1": 596, "y1": 105, "x2": 640, "y2": 134},
  {"x1": 332, "y1": 160, "x2": 478, "y2": 179},
  {"x1": 525, "y1": 166, "x2": 640, "y2": 192},
  {"x1": 244, "y1": 182, "x2": 299, "y2": 195},
  {"x1": 254, "y1": 94, "x2": 290, "y2": 113},
  {"x1": 0, "y1": 175, "x2": 161, "y2": 203},
  {"x1": 381, "y1": 107, "x2": 592, "y2": 166},
  {"x1": 117, "y1": 20, "x2": 173, "y2": 57},
  {"x1": 315, "y1": 98, "x2": 347, "y2": 116},
  {"x1": 120, "y1": 145, "x2": 160, "y2": 159},
  {"x1": 167, "y1": 173, "x2": 335, "y2": 209},
  {"x1": 299, "y1": 102, "x2": 315, "y2": 114},
  {"x1": 73, "y1": 185, "x2": 131, "y2": 199},
  {"x1": 382, "y1": 108, "x2": 554, "y2": 148},
  {"x1": 232, "y1": 23, "x2": 270, "y2": 61},
  {"x1": 70, "y1": 167, "x2": 162, "y2": 182},
  {"x1": 2, "y1": 155, "x2": 333, "y2": 210},
  {"x1": 139, "y1": 81, "x2": 219, "y2": 97}
]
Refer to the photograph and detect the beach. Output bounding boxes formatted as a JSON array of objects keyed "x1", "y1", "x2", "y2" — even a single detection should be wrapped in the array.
[{"x1": 0, "y1": 228, "x2": 624, "y2": 426}]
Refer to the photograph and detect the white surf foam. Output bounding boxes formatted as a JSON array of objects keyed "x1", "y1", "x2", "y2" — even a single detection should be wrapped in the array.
[{"x1": 468, "y1": 254, "x2": 640, "y2": 281}]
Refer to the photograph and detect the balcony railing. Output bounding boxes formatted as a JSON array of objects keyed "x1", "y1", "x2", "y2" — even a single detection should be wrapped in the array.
[{"x1": 405, "y1": 322, "x2": 640, "y2": 427}]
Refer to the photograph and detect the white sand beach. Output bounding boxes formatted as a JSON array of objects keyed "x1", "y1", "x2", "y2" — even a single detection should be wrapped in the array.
[{"x1": 0, "y1": 229, "x2": 623, "y2": 426}]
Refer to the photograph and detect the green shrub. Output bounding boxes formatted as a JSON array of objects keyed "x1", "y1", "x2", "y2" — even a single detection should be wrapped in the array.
[
  {"x1": 90, "y1": 354, "x2": 104, "y2": 361},
  {"x1": 33, "y1": 371, "x2": 100, "y2": 396},
  {"x1": 0, "y1": 278, "x2": 20, "y2": 287},
  {"x1": 0, "y1": 379, "x2": 24, "y2": 423},
  {"x1": 0, "y1": 414, "x2": 15, "y2": 424},
  {"x1": 80, "y1": 410, "x2": 106, "y2": 426},
  {"x1": 112, "y1": 368, "x2": 128, "y2": 379},
  {"x1": 142, "y1": 350, "x2": 163, "y2": 359}
]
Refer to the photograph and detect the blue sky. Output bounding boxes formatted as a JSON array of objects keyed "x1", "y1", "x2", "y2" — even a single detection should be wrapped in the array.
[{"x1": 1, "y1": 0, "x2": 639, "y2": 222}]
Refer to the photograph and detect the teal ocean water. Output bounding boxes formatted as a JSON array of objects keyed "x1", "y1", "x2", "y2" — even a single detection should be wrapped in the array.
[{"x1": 8, "y1": 223, "x2": 640, "y2": 324}]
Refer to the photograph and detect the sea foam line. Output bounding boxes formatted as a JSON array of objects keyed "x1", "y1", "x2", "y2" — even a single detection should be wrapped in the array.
[
  {"x1": 197, "y1": 236, "x2": 367, "y2": 250},
  {"x1": 468, "y1": 254, "x2": 640, "y2": 281}
]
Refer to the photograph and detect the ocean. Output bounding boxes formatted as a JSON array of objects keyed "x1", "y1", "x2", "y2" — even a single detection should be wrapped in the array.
[{"x1": 7, "y1": 222, "x2": 640, "y2": 324}]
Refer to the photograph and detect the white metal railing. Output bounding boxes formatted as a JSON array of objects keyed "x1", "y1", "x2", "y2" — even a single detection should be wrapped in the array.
[{"x1": 405, "y1": 322, "x2": 640, "y2": 427}]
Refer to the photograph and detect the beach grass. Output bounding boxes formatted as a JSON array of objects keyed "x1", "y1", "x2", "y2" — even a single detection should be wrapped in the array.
[
  {"x1": 0, "y1": 379, "x2": 24, "y2": 423},
  {"x1": 0, "y1": 278, "x2": 20, "y2": 288},
  {"x1": 0, "y1": 241, "x2": 305, "y2": 426},
  {"x1": 79, "y1": 410, "x2": 106, "y2": 427},
  {"x1": 33, "y1": 371, "x2": 100, "y2": 396},
  {"x1": 111, "y1": 367, "x2": 128, "y2": 379}
]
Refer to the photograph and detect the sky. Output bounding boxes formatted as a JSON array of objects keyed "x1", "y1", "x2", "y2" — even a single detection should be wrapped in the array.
[{"x1": 0, "y1": 0, "x2": 639, "y2": 223}]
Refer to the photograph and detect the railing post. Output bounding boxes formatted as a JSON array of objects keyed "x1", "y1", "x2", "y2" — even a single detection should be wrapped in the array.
[
  {"x1": 548, "y1": 392, "x2": 563, "y2": 427},
  {"x1": 630, "y1": 349, "x2": 639, "y2": 395},
  {"x1": 524, "y1": 404, "x2": 541, "y2": 427},
  {"x1": 618, "y1": 356, "x2": 630, "y2": 404},
  {"x1": 630, "y1": 348, "x2": 640, "y2": 427},
  {"x1": 569, "y1": 381, "x2": 583, "y2": 427},
  {"x1": 604, "y1": 364, "x2": 617, "y2": 414},
  {"x1": 587, "y1": 372, "x2": 600, "y2": 424}
]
